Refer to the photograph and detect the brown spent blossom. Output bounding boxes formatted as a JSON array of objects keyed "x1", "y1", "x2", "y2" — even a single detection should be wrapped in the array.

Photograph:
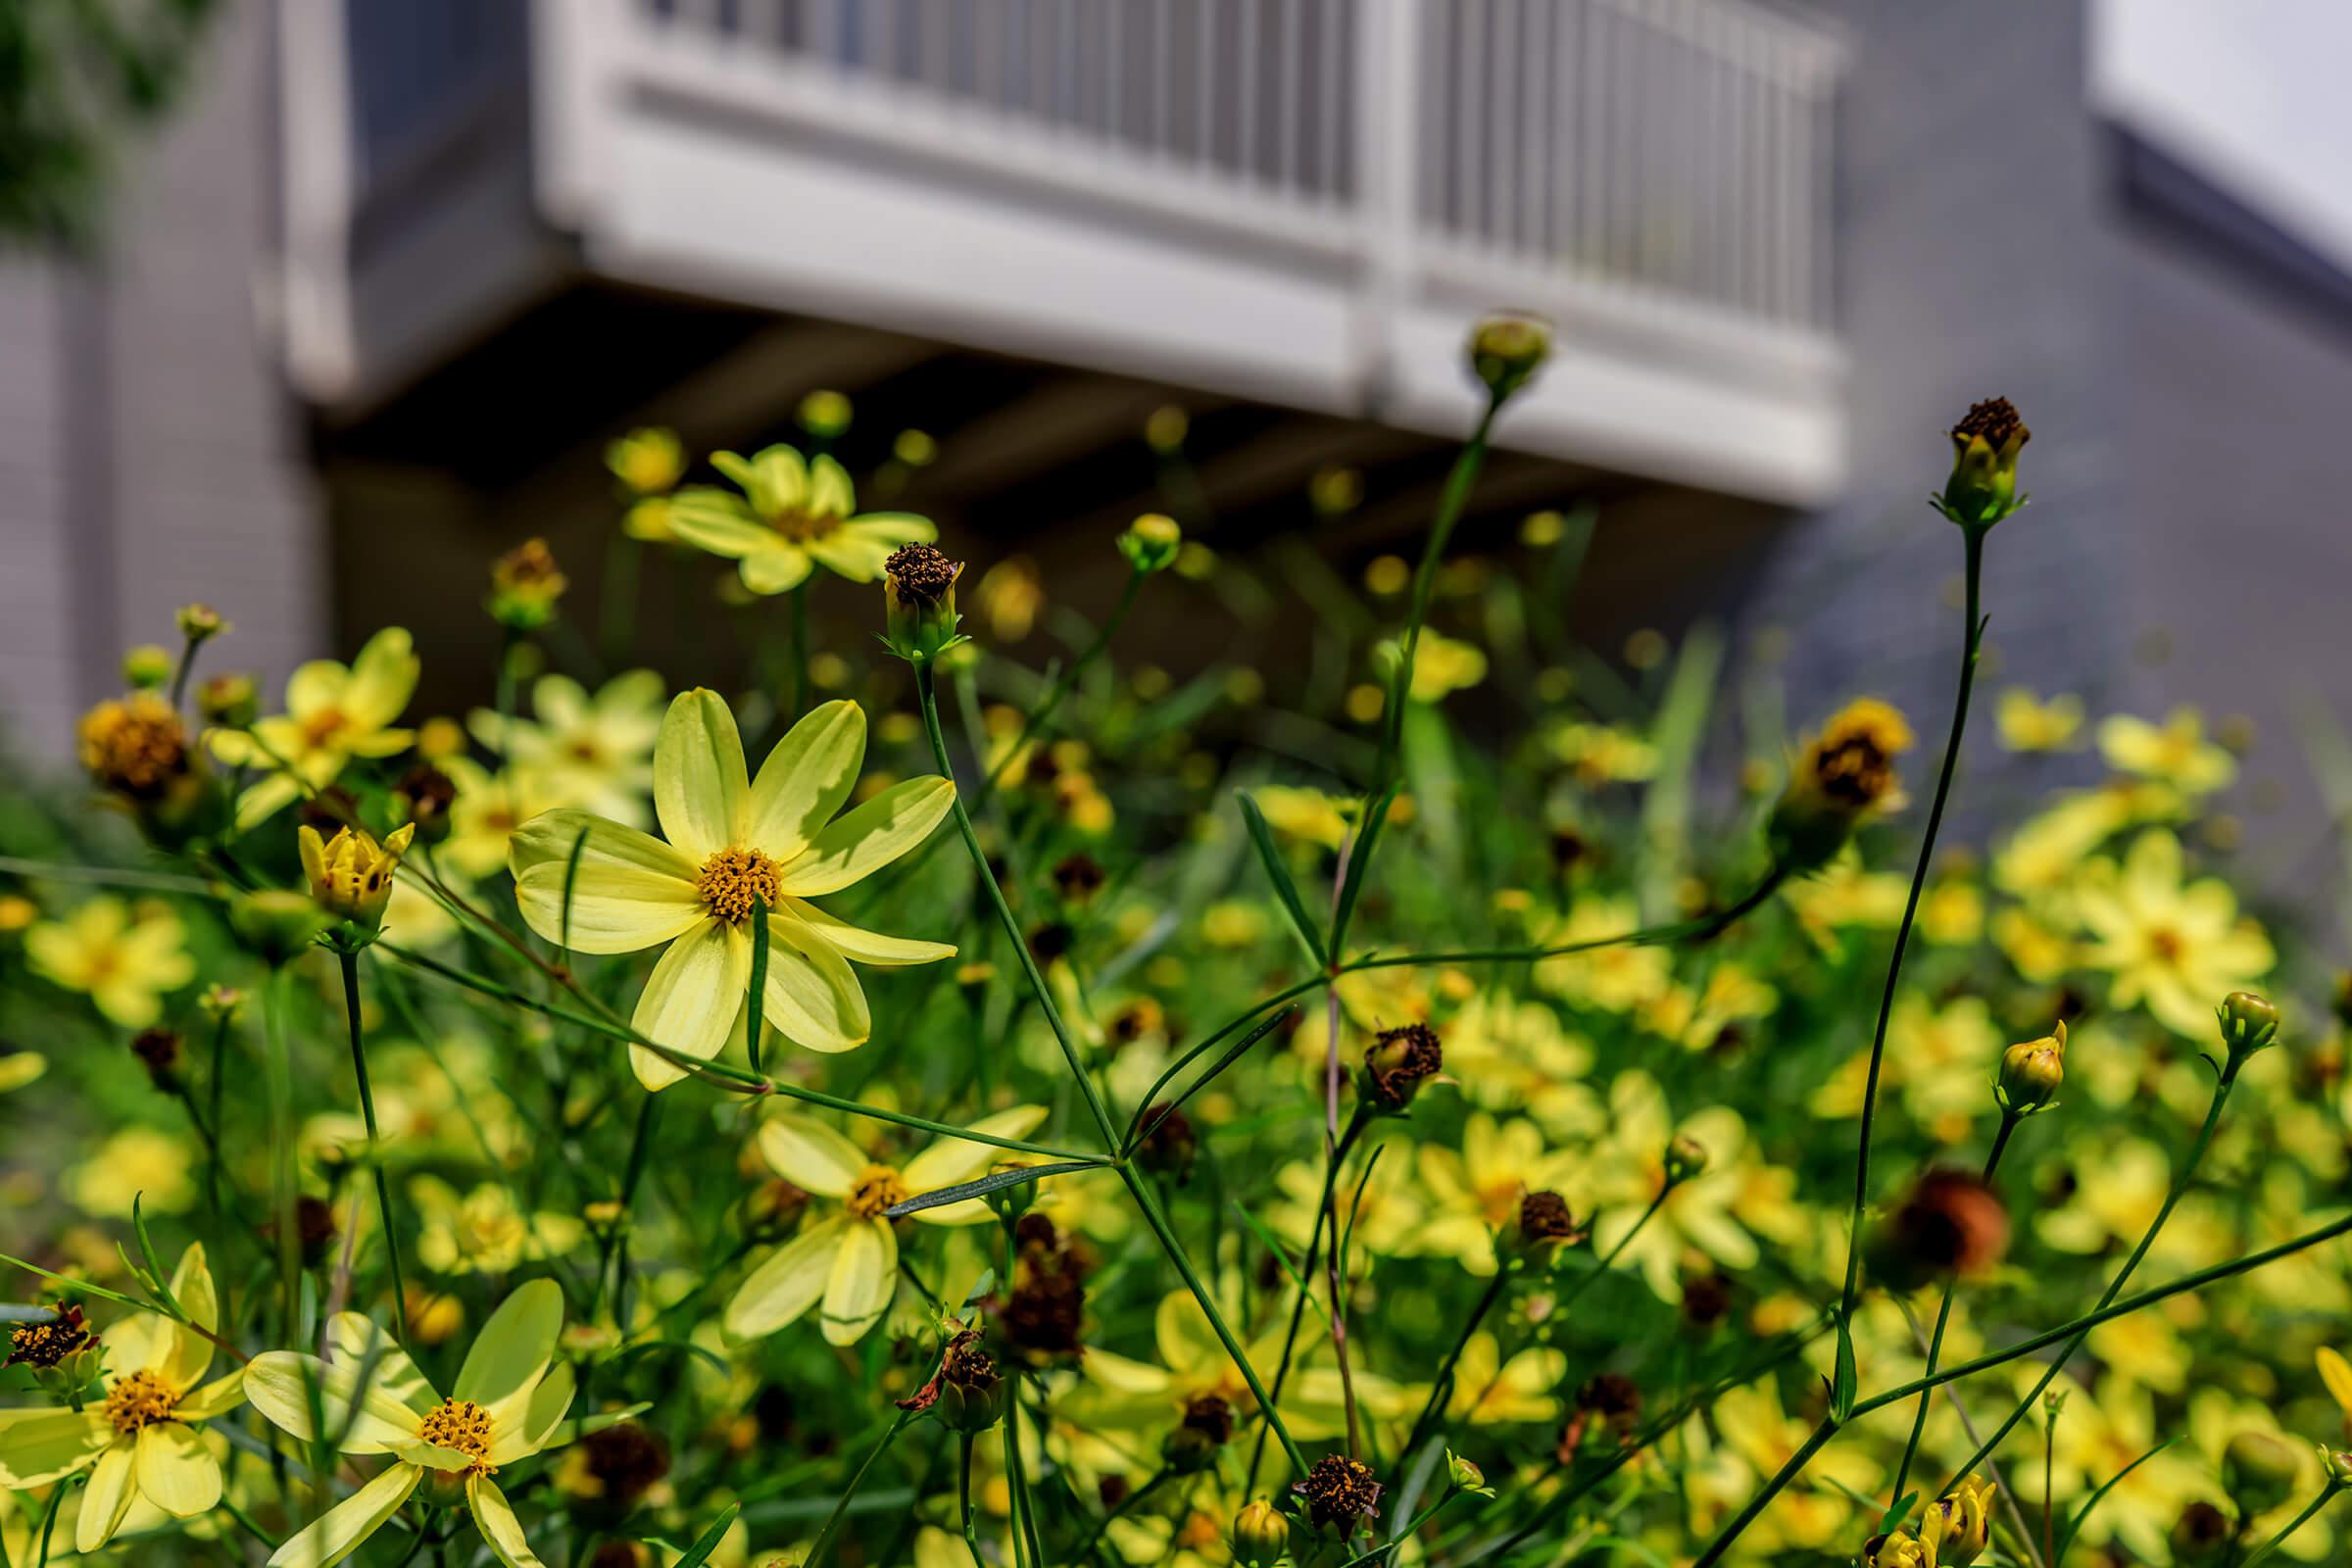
[
  {"x1": 1952, "y1": 397, "x2": 2027, "y2": 452},
  {"x1": 1362, "y1": 1022, "x2": 1444, "y2": 1113},
  {"x1": 78, "y1": 694, "x2": 191, "y2": 799},
  {"x1": 1294, "y1": 1453, "x2": 1385, "y2": 1538},
  {"x1": 5, "y1": 1303, "x2": 94, "y2": 1369},
  {"x1": 1877, "y1": 1168, "x2": 2010, "y2": 1291},
  {"x1": 883, "y1": 542, "x2": 959, "y2": 606},
  {"x1": 579, "y1": 1421, "x2": 671, "y2": 1505},
  {"x1": 1518, "y1": 1190, "x2": 1581, "y2": 1245}
]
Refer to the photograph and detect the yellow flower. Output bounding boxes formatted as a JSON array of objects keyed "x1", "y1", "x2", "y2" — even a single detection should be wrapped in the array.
[
  {"x1": 2076, "y1": 830, "x2": 2273, "y2": 1040},
  {"x1": 1415, "y1": 1114, "x2": 1574, "y2": 1275},
  {"x1": 1574, "y1": 1073, "x2": 1759, "y2": 1301},
  {"x1": 411, "y1": 1177, "x2": 587, "y2": 1277},
  {"x1": 1402, "y1": 632, "x2": 1487, "y2": 702},
  {"x1": 207, "y1": 626, "x2": 419, "y2": 828},
  {"x1": 1249, "y1": 786, "x2": 1351, "y2": 851},
  {"x1": 723, "y1": 1106, "x2": 1045, "y2": 1346},
  {"x1": 299, "y1": 821, "x2": 416, "y2": 932},
  {"x1": 26, "y1": 898, "x2": 195, "y2": 1028},
  {"x1": 0, "y1": 1246, "x2": 246, "y2": 1552},
  {"x1": 67, "y1": 1126, "x2": 196, "y2": 1217},
  {"x1": 1062, "y1": 1290, "x2": 1380, "y2": 1444},
  {"x1": 1996, "y1": 688, "x2": 2084, "y2": 752},
  {"x1": 666, "y1": 444, "x2": 936, "y2": 594},
  {"x1": 1769, "y1": 698, "x2": 1915, "y2": 871},
  {"x1": 1549, "y1": 722, "x2": 1659, "y2": 786},
  {"x1": 1269, "y1": 1147, "x2": 1425, "y2": 1261},
  {"x1": 1533, "y1": 898, "x2": 1671, "y2": 1013},
  {"x1": 470, "y1": 670, "x2": 664, "y2": 826},
  {"x1": 433, "y1": 758, "x2": 570, "y2": 882},
  {"x1": 246, "y1": 1283, "x2": 579, "y2": 1568},
  {"x1": 1442, "y1": 990, "x2": 1599, "y2": 1136},
  {"x1": 508, "y1": 692, "x2": 956, "y2": 1089},
  {"x1": 1990, "y1": 780, "x2": 2180, "y2": 896},
  {"x1": 1444, "y1": 1332, "x2": 1566, "y2": 1426},
  {"x1": 2319, "y1": 1346, "x2": 2352, "y2": 1437},
  {"x1": 607, "y1": 426, "x2": 686, "y2": 496},
  {"x1": 2099, "y1": 709, "x2": 2234, "y2": 794},
  {"x1": 0, "y1": 1050, "x2": 44, "y2": 1093}
]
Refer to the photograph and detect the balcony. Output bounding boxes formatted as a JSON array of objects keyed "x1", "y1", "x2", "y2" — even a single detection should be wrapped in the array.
[{"x1": 280, "y1": 0, "x2": 1848, "y2": 505}]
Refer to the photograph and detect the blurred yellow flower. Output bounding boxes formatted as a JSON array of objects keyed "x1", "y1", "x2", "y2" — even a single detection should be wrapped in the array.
[
  {"x1": 1445, "y1": 1332, "x2": 1566, "y2": 1425},
  {"x1": 1996, "y1": 688, "x2": 2084, "y2": 752},
  {"x1": 2100, "y1": 709, "x2": 2234, "y2": 794},
  {"x1": 666, "y1": 444, "x2": 935, "y2": 594},
  {"x1": 1062, "y1": 1290, "x2": 1376, "y2": 1443},
  {"x1": 26, "y1": 897, "x2": 194, "y2": 1028},
  {"x1": 66, "y1": 1126, "x2": 195, "y2": 1217},
  {"x1": 411, "y1": 1177, "x2": 586, "y2": 1276},
  {"x1": 0, "y1": 1050, "x2": 45, "y2": 1093},
  {"x1": 207, "y1": 626, "x2": 418, "y2": 828},
  {"x1": 2076, "y1": 830, "x2": 2273, "y2": 1040},
  {"x1": 1534, "y1": 898, "x2": 1672, "y2": 1012},
  {"x1": 1415, "y1": 1114, "x2": 1576, "y2": 1274},
  {"x1": 1404, "y1": 632, "x2": 1487, "y2": 702},
  {"x1": 1550, "y1": 722, "x2": 1659, "y2": 785},
  {"x1": 470, "y1": 669, "x2": 664, "y2": 826}
]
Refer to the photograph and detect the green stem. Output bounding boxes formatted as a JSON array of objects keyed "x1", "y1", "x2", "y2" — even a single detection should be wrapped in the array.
[
  {"x1": 262, "y1": 964, "x2": 302, "y2": 1339},
  {"x1": 598, "y1": 1091, "x2": 663, "y2": 1332},
  {"x1": 1376, "y1": 393, "x2": 1502, "y2": 785},
  {"x1": 808, "y1": 1408, "x2": 916, "y2": 1567},
  {"x1": 1836, "y1": 526, "x2": 1986, "y2": 1356},
  {"x1": 1942, "y1": 1058, "x2": 2241, "y2": 1489},
  {"x1": 959, "y1": 1432, "x2": 982, "y2": 1566},
  {"x1": 1246, "y1": 1104, "x2": 1369, "y2": 1494},
  {"x1": 1889, "y1": 1107, "x2": 2023, "y2": 1508},
  {"x1": 1399, "y1": 1263, "x2": 1512, "y2": 1461},
  {"x1": 914, "y1": 662, "x2": 1120, "y2": 1152},
  {"x1": 2240, "y1": 1483, "x2": 2344, "y2": 1566},
  {"x1": 337, "y1": 949, "x2": 409, "y2": 1344}
]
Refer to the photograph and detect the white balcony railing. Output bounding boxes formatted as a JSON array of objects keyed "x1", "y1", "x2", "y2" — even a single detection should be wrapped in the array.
[{"x1": 286, "y1": 0, "x2": 1850, "y2": 503}]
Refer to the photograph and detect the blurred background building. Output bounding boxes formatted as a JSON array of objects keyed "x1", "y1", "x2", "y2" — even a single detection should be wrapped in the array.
[{"x1": 6, "y1": 0, "x2": 2352, "y2": 884}]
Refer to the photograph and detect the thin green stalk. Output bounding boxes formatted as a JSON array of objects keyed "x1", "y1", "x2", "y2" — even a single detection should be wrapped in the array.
[
  {"x1": 34, "y1": 1477, "x2": 63, "y2": 1568},
  {"x1": 808, "y1": 1407, "x2": 916, "y2": 1567},
  {"x1": 1376, "y1": 392, "x2": 1503, "y2": 786},
  {"x1": 1398, "y1": 1263, "x2": 1512, "y2": 1461},
  {"x1": 2240, "y1": 1482, "x2": 2344, "y2": 1566},
  {"x1": 1835, "y1": 526, "x2": 1987, "y2": 1377},
  {"x1": 1889, "y1": 1107, "x2": 2023, "y2": 1508},
  {"x1": 976, "y1": 566, "x2": 1148, "y2": 802},
  {"x1": 1943, "y1": 1058, "x2": 2241, "y2": 1489},
  {"x1": 959, "y1": 1432, "x2": 982, "y2": 1566},
  {"x1": 336, "y1": 948, "x2": 409, "y2": 1344},
  {"x1": 914, "y1": 663, "x2": 1120, "y2": 1152},
  {"x1": 599, "y1": 1091, "x2": 663, "y2": 1332},
  {"x1": 1246, "y1": 1104, "x2": 1369, "y2": 1494},
  {"x1": 262, "y1": 964, "x2": 302, "y2": 1339},
  {"x1": 1076, "y1": 1467, "x2": 1171, "y2": 1560}
]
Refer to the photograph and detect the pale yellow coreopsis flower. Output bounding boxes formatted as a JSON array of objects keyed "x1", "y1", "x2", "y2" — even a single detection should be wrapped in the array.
[
  {"x1": 666, "y1": 443, "x2": 935, "y2": 594},
  {"x1": 467, "y1": 669, "x2": 663, "y2": 827},
  {"x1": 246, "y1": 1284, "x2": 577, "y2": 1568},
  {"x1": 208, "y1": 627, "x2": 419, "y2": 828},
  {"x1": 2076, "y1": 830, "x2": 2273, "y2": 1041},
  {"x1": 724, "y1": 1106, "x2": 1047, "y2": 1346},
  {"x1": 25, "y1": 897, "x2": 195, "y2": 1028},
  {"x1": 508, "y1": 691, "x2": 956, "y2": 1090},
  {"x1": 0, "y1": 1246, "x2": 246, "y2": 1553}
]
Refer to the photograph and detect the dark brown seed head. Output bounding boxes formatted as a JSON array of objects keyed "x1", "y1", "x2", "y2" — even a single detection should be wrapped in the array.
[
  {"x1": 1294, "y1": 1453, "x2": 1384, "y2": 1536},
  {"x1": 1951, "y1": 397, "x2": 2028, "y2": 450},
  {"x1": 884, "y1": 543, "x2": 959, "y2": 606}
]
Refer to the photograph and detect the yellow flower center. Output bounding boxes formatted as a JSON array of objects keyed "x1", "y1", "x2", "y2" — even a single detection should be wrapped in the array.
[
  {"x1": 416, "y1": 1397, "x2": 497, "y2": 1474},
  {"x1": 301, "y1": 708, "x2": 350, "y2": 748},
  {"x1": 846, "y1": 1163, "x2": 910, "y2": 1219},
  {"x1": 2149, "y1": 928, "x2": 2185, "y2": 964},
  {"x1": 697, "y1": 847, "x2": 782, "y2": 925},
  {"x1": 102, "y1": 1370, "x2": 178, "y2": 1435}
]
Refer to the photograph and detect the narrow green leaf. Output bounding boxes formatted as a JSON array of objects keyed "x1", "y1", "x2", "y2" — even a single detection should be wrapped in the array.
[
  {"x1": 1329, "y1": 783, "x2": 1399, "y2": 956},
  {"x1": 1877, "y1": 1489, "x2": 1920, "y2": 1535},
  {"x1": 1831, "y1": 1320, "x2": 1859, "y2": 1422},
  {"x1": 668, "y1": 1503, "x2": 741, "y2": 1568},
  {"x1": 1124, "y1": 1006, "x2": 1298, "y2": 1156},
  {"x1": 559, "y1": 824, "x2": 591, "y2": 956},
  {"x1": 1228, "y1": 1202, "x2": 1309, "y2": 1294},
  {"x1": 129, "y1": 1195, "x2": 182, "y2": 1319},
  {"x1": 746, "y1": 896, "x2": 770, "y2": 1076},
  {"x1": 880, "y1": 1161, "x2": 1101, "y2": 1218},
  {"x1": 0, "y1": 1253, "x2": 154, "y2": 1312},
  {"x1": 1237, "y1": 792, "x2": 1327, "y2": 968}
]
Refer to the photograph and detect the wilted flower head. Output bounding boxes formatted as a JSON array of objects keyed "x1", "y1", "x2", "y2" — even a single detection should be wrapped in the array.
[
  {"x1": 1509, "y1": 1189, "x2": 1585, "y2": 1259},
  {"x1": 1769, "y1": 698, "x2": 1915, "y2": 872},
  {"x1": 1876, "y1": 1168, "x2": 2010, "y2": 1292},
  {"x1": 78, "y1": 694, "x2": 193, "y2": 802},
  {"x1": 489, "y1": 538, "x2": 569, "y2": 629},
  {"x1": 1939, "y1": 396, "x2": 2031, "y2": 528},
  {"x1": 1294, "y1": 1453, "x2": 1384, "y2": 1538},
  {"x1": 882, "y1": 542, "x2": 966, "y2": 662},
  {"x1": 1360, "y1": 1022, "x2": 1444, "y2": 1114},
  {"x1": 129, "y1": 1026, "x2": 183, "y2": 1089}
]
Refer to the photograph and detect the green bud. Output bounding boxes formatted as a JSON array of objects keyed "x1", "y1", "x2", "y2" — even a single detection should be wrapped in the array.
[
  {"x1": 1467, "y1": 310, "x2": 1551, "y2": 400},
  {"x1": 486, "y1": 538, "x2": 567, "y2": 630},
  {"x1": 1446, "y1": 1450, "x2": 1493, "y2": 1496},
  {"x1": 935, "y1": 1337, "x2": 1007, "y2": 1434},
  {"x1": 197, "y1": 671, "x2": 260, "y2": 728},
  {"x1": 882, "y1": 542, "x2": 966, "y2": 664},
  {"x1": 174, "y1": 604, "x2": 228, "y2": 643},
  {"x1": 1117, "y1": 513, "x2": 1183, "y2": 574},
  {"x1": 1937, "y1": 398, "x2": 2031, "y2": 529},
  {"x1": 1664, "y1": 1133, "x2": 1709, "y2": 1187},
  {"x1": 1995, "y1": 1020, "x2": 2067, "y2": 1115},
  {"x1": 122, "y1": 644, "x2": 173, "y2": 689},
  {"x1": 797, "y1": 388, "x2": 853, "y2": 440},
  {"x1": 2216, "y1": 991, "x2": 2279, "y2": 1062},
  {"x1": 1230, "y1": 1499, "x2": 1290, "y2": 1568}
]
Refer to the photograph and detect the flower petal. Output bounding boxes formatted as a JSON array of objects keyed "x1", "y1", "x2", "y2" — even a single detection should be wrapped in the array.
[
  {"x1": 663, "y1": 489, "x2": 769, "y2": 558},
  {"x1": 485, "y1": 1359, "x2": 575, "y2": 1465},
  {"x1": 629, "y1": 919, "x2": 751, "y2": 1091},
  {"x1": 745, "y1": 701, "x2": 865, "y2": 863},
  {"x1": 75, "y1": 1442, "x2": 138, "y2": 1553},
  {"x1": 761, "y1": 916, "x2": 870, "y2": 1054},
  {"x1": 323, "y1": 1312, "x2": 436, "y2": 1414},
  {"x1": 821, "y1": 1218, "x2": 898, "y2": 1345},
  {"x1": 776, "y1": 776, "x2": 956, "y2": 896},
  {"x1": 724, "y1": 1219, "x2": 847, "y2": 1341},
  {"x1": 135, "y1": 1422, "x2": 220, "y2": 1517},
  {"x1": 175, "y1": 1368, "x2": 249, "y2": 1421},
  {"x1": 902, "y1": 1105, "x2": 1051, "y2": 1191},
  {"x1": 267, "y1": 1460, "x2": 420, "y2": 1568},
  {"x1": 511, "y1": 809, "x2": 705, "y2": 956},
  {"x1": 741, "y1": 547, "x2": 813, "y2": 596},
  {"x1": 468, "y1": 1472, "x2": 548, "y2": 1568},
  {"x1": 344, "y1": 627, "x2": 420, "y2": 728},
  {"x1": 455, "y1": 1278, "x2": 564, "y2": 1413},
  {"x1": 0, "y1": 1406, "x2": 110, "y2": 1488},
  {"x1": 244, "y1": 1352, "x2": 425, "y2": 1454},
  {"x1": 655, "y1": 689, "x2": 750, "y2": 862},
  {"x1": 785, "y1": 899, "x2": 956, "y2": 967},
  {"x1": 160, "y1": 1243, "x2": 219, "y2": 1389},
  {"x1": 757, "y1": 1115, "x2": 868, "y2": 1197}
]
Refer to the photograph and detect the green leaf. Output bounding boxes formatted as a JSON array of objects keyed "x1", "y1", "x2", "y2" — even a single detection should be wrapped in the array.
[
  {"x1": 1878, "y1": 1489, "x2": 1919, "y2": 1535},
  {"x1": 1831, "y1": 1320, "x2": 1859, "y2": 1423},
  {"x1": 1228, "y1": 1202, "x2": 1309, "y2": 1294},
  {"x1": 880, "y1": 1161, "x2": 1101, "y2": 1218},
  {"x1": 668, "y1": 1503, "x2": 740, "y2": 1568},
  {"x1": 1237, "y1": 792, "x2": 1327, "y2": 968},
  {"x1": 559, "y1": 824, "x2": 591, "y2": 956},
  {"x1": 1124, "y1": 1006, "x2": 1298, "y2": 1156},
  {"x1": 128, "y1": 1195, "x2": 182, "y2": 1319},
  {"x1": 745, "y1": 894, "x2": 770, "y2": 1075},
  {"x1": 1329, "y1": 783, "x2": 1398, "y2": 956}
]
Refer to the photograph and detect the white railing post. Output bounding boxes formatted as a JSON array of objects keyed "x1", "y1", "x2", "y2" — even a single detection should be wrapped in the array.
[
  {"x1": 273, "y1": 0, "x2": 357, "y2": 401},
  {"x1": 533, "y1": 0, "x2": 627, "y2": 232},
  {"x1": 1352, "y1": 0, "x2": 1420, "y2": 404}
]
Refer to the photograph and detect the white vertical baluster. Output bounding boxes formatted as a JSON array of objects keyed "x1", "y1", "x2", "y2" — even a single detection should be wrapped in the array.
[
  {"x1": 1239, "y1": 0, "x2": 1260, "y2": 180},
  {"x1": 1521, "y1": 0, "x2": 1547, "y2": 260},
  {"x1": 1319, "y1": 0, "x2": 1343, "y2": 200},
  {"x1": 1454, "y1": 0, "x2": 1480, "y2": 236},
  {"x1": 1278, "y1": 0, "x2": 1301, "y2": 191},
  {"x1": 1491, "y1": 0, "x2": 1516, "y2": 253},
  {"x1": 1152, "y1": 0, "x2": 1170, "y2": 156},
  {"x1": 1199, "y1": 0, "x2": 1217, "y2": 170}
]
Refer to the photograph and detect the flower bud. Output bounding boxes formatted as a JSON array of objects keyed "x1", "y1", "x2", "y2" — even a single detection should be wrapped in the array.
[
  {"x1": 2169, "y1": 1500, "x2": 2235, "y2": 1565},
  {"x1": 1938, "y1": 397, "x2": 2031, "y2": 529},
  {"x1": 1663, "y1": 1133, "x2": 1709, "y2": 1187},
  {"x1": 1445, "y1": 1450, "x2": 1492, "y2": 1495},
  {"x1": 1144, "y1": 406, "x2": 1189, "y2": 456},
  {"x1": 2217, "y1": 991, "x2": 2279, "y2": 1063},
  {"x1": 882, "y1": 542, "x2": 966, "y2": 663},
  {"x1": 1117, "y1": 514, "x2": 1183, "y2": 574},
  {"x1": 196, "y1": 671, "x2": 260, "y2": 728},
  {"x1": 394, "y1": 762, "x2": 458, "y2": 842},
  {"x1": 1995, "y1": 1020, "x2": 2067, "y2": 1115},
  {"x1": 122, "y1": 644, "x2": 173, "y2": 689},
  {"x1": 298, "y1": 821, "x2": 416, "y2": 937},
  {"x1": 174, "y1": 604, "x2": 228, "y2": 644},
  {"x1": 228, "y1": 889, "x2": 332, "y2": 965},
  {"x1": 1918, "y1": 1475, "x2": 1994, "y2": 1566},
  {"x1": 1767, "y1": 699, "x2": 1914, "y2": 874},
  {"x1": 797, "y1": 388, "x2": 853, "y2": 440},
  {"x1": 1359, "y1": 1022, "x2": 1444, "y2": 1115},
  {"x1": 2224, "y1": 1430, "x2": 2300, "y2": 1516},
  {"x1": 1467, "y1": 310, "x2": 1552, "y2": 399},
  {"x1": 404, "y1": 1286, "x2": 466, "y2": 1346},
  {"x1": 606, "y1": 427, "x2": 685, "y2": 497},
  {"x1": 1506, "y1": 1190, "x2": 1585, "y2": 1261},
  {"x1": 488, "y1": 538, "x2": 568, "y2": 629},
  {"x1": 1230, "y1": 1499, "x2": 1290, "y2": 1568},
  {"x1": 198, "y1": 984, "x2": 244, "y2": 1023},
  {"x1": 936, "y1": 1334, "x2": 1008, "y2": 1434}
]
